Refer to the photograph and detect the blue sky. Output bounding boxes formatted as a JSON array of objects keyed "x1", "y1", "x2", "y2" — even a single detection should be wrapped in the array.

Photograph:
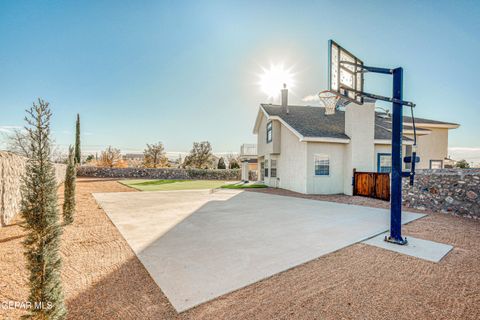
[{"x1": 0, "y1": 1, "x2": 479, "y2": 161}]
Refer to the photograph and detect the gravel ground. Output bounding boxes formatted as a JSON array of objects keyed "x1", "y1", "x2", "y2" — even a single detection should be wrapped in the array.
[{"x1": 1, "y1": 180, "x2": 479, "y2": 319}]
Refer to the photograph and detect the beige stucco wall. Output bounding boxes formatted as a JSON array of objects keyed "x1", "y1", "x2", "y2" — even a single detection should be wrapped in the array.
[
  {"x1": 257, "y1": 114, "x2": 281, "y2": 157},
  {"x1": 306, "y1": 142, "x2": 345, "y2": 194},
  {"x1": 343, "y1": 102, "x2": 375, "y2": 195},
  {"x1": 405, "y1": 127, "x2": 448, "y2": 169},
  {"x1": 274, "y1": 123, "x2": 307, "y2": 193}
]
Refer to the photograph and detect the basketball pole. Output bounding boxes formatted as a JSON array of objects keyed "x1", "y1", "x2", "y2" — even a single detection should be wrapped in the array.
[
  {"x1": 329, "y1": 40, "x2": 416, "y2": 245},
  {"x1": 386, "y1": 67, "x2": 408, "y2": 245}
]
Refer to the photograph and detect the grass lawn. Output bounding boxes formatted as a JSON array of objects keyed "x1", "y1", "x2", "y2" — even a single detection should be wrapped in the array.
[{"x1": 119, "y1": 179, "x2": 237, "y2": 191}]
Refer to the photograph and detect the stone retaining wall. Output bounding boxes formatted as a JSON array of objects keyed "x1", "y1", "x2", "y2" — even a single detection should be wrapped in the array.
[
  {"x1": 77, "y1": 166, "x2": 241, "y2": 181},
  {"x1": 0, "y1": 151, "x2": 66, "y2": 226},
  {"x1": 403, "y1": 169, "x2": 480, "y2": 219}
]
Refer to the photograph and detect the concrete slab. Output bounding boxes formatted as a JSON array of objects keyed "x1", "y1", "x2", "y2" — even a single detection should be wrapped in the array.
[
  {"x1": 94, "y1": 189, "x2": 426, "y2": 312},
  {"x1": 363, "y1": 232, "x2": 453, "y2": 263}
]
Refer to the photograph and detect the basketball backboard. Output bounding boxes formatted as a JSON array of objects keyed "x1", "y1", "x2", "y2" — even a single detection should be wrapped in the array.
[{"x1": 328, "y1": 40, "x2": 364, "y2": 104}]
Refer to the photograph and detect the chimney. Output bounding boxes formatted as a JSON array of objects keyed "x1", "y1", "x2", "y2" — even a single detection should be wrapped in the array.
[{"x1": 281, "y1": 83, "x2": 289, "y2": 114}]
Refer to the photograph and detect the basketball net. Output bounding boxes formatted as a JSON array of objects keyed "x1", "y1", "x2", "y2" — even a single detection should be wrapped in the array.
[{"x1": 318, "y1": 91, "x2": 340, "y2": 115}]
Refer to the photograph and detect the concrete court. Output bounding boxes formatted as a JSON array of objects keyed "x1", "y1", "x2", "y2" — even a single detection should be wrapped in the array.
[
  {"x1": 93, "y1": 189, "x2": 425, "y2": 312},
  {"x1": 363, "y1": 232, "x2": 453, "y2": 263}
]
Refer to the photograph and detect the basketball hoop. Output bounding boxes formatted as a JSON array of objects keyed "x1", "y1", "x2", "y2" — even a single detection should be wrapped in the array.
[{"x1": 318, "y1": 90, "x2": 349, "y2": 115}]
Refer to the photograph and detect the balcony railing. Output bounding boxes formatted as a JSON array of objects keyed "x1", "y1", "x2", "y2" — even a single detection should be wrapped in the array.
[{"x1": 240, "y1": 144, "x2": 257, "y2": 157}]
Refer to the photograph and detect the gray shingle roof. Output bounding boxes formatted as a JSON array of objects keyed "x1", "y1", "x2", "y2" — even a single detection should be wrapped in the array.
[
  {"x1": 262, "y1": 104, "x2": 349, "y2": 139},
  {"x1": 261, "y1": 104, "x2": 454, "y2": 141},
  {"x1": 403, "y1": 116, "x2": 458, "y2": 126}
]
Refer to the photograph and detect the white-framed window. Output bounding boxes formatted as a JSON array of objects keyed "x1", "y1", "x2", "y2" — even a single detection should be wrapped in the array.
[
  {"x1": 377, "y1": 153, "x2": 392, "y2": 173},
  {"x1": 264, "y1": 159, "x2": 269, "y2": 177},
  {"x1": 270, "y1": 160, "x2": 277, "y2": 178},
  {"x1": 430, "y1": 160, "x2": 443, "y2": 169},
  {"x1": 266, "y1": 121, "x2": 272, "y2": 143},
  {"x1": 314, "y1": 154, "x2": 329, "y2": 176}
]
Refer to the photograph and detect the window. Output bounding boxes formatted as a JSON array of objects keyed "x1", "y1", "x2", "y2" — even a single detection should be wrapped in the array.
[
  {"x1": 260, "y1": 160, "x2": 265, "y2": 180},
  {"x1": 314, "y1": 154, "x2": 329, "y2": 176},
  {"x1": 266, "y1": 122, "x2": 272, "y2": 143},
  {"x1": 430, "y1": 160, "x2": 443, "y2": 169},
  {"x1": 377, "y1": 153, "x2": 392, "y2": 173},
  {"x1": 405, "y1": 145, "x2": 412, "y2": 170},
  {"x1": 264, "y1": 159, "x2": 269, "y2": 177},
  {"x1": 270, "y1": 160, "x2": 277, "y2": 178}
]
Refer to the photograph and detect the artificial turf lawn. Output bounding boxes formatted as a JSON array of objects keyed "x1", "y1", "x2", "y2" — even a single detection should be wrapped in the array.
[{"x1": 119, "y1": 179, "x2": 235, "y2": 191}]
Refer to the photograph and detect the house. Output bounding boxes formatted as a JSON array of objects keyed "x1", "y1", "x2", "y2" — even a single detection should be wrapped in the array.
[{"x1": 253, "y1": 89, "x2": 459, "y2": 195}]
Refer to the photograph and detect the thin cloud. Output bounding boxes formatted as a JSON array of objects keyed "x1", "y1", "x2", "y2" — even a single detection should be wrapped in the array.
[
  {"x1": 302, "y1": 94, "x2": 320, "y2": 102},
  {"x1": 0, "y1": 125, "x2": 21, "y2": 133}
]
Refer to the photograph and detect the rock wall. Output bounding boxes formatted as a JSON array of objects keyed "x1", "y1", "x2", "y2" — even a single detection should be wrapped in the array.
[
  {"x1": 403, "y1": 169, "x2": 480, "y2": 219},
  {"x1": 0, "y1": 151, "x2": 66, "y2": 226},
  {"x1": 77, "y1": 166, "x2": 241, "y2": 181}
]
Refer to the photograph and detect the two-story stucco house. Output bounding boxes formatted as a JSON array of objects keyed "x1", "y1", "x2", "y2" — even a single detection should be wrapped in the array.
[{"x1": 253, "y1": 89, "x2": 459, "y2": 195}]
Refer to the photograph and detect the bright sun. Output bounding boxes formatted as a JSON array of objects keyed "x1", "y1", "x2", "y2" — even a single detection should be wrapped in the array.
[{"x1": 258, "y1": 63, "x2": 295, "y2": 99}]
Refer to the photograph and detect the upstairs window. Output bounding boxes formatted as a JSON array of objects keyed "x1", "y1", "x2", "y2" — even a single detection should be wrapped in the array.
[
  {"x1": 270, "y1": 160, "x2": 277, "y2": 178},
  {"x1": 266, "y1": 122, "x2": 272, "y2": 143},
  {"x1": 314, "y1": 154, "x2": 330, "y2": 176},
  {"x1": 378, "y1": 153, "x2": 392, "y2": 173}
]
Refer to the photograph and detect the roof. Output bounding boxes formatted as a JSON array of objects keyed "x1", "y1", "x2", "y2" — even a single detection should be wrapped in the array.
[
  {"x1": 259, "y1": 104, "x2": 458, "y2": 141},
  {"x1": 403, "y1": 116, "x2": 459, "y2": 126},
  {"x1": 261, "y1": 104, "x2": 349, "y2": 139}
]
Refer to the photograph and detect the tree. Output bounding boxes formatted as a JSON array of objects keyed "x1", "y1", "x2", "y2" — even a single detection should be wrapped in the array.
[
  {"x1": 229, "y1": 159, "x2": 240, "y2": 169},
  {"x1": 143, "y1": 142, "x2": 168, "y2": 168},
  {"x1": 20, "y1": 99, "x2": 66, "y2": 319},
  {"x1": 455, "y1": 159, "x2": 470, "y2": 169},
  {"x1": 85, "y1": 154, "x2": 95, "y2": 163},
  {"x1": 63, "y1": 146, "x2": 76, "y2": 225},
  {"x1": 98, "y1": 146, "x2": 122, "y2": 168},
  {"x1": 217, "y1": 157, "x2": 226, "y2": 169},
  {"x1": 182, "y1": 141, "x2": 214, "y2": 169},
  {"x1": 74, "y1": 114, "x2": 81, "y2": 164},
  {"x1": 227, "y1": 154, "x2": 240, "y2": 169},
  {"x1": 4, "y1": 127, "x2": 30, "y2": 157},
  {"x1": 3, "y1": 127, "x2": 65, "y2": 163}
]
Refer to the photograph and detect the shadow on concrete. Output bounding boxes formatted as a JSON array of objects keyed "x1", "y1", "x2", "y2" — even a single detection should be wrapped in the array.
[{"x1": 96, "y1": 189, "x2": 424, "y2": 312}]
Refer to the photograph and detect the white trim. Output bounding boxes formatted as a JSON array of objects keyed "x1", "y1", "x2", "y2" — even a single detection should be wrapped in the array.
[
  {"x1": 404, "y1": 122, "x2": 460, "y2": 129},
  {"x1": 313, "y1": 153, "x2": 330, "y2": 176},
  {"x1": 252, "y1": 106, "x2": 271, "y2": 134},
  {"x1": 267, "y1": 115, "x2": 305, "y2": 140},
  {"x1": 403, "y1": 129, "x2": 431, "y2": 135},
  {"x1": 374, "y1": 139, "x2": 414, "y2": 145},
  {"x1": 301, "y1": 137, "x2": 350, "y2": 143}
]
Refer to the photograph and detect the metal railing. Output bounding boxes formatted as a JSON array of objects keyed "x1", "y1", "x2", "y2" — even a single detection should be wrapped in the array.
[{"x1": 240, "y1": 144, "x2": 257, "y2": 157}]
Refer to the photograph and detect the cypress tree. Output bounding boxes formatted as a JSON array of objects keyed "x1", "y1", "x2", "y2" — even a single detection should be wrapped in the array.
[
  {"x1": 63, "y1": 146, "x2": 76, "y2": 225},
  {"x1": 217, "y1": 157, "x2": 226, "y2": 169},
  {"x1": 20, "y1": 99, "x2": 67, "y2": 319},
  {"x1": 74, "y1": 113, "x2": 81, "y2": 164}
]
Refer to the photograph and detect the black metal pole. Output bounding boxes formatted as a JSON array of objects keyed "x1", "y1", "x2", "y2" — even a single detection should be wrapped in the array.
[{"x1": 386, "y1": 67, "x2": 407, "y2": 245}]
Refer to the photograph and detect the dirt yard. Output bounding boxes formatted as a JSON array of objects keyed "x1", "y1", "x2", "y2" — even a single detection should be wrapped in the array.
[{"x1": 1, "y1": 179, "x2": 479, "y2": 319}]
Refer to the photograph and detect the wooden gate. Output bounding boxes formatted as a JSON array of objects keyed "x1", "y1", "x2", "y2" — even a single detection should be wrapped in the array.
[{"x1": 353, "y1": 171, "x2": 390, "y2": 201}]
